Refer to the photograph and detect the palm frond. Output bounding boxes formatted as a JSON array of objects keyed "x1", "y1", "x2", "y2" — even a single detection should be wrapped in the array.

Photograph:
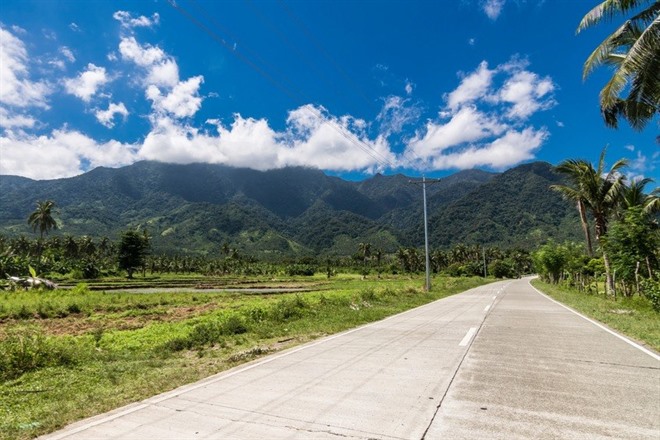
[{"x1": 578, "y1": 0, "x2": 653, "y2": 33}]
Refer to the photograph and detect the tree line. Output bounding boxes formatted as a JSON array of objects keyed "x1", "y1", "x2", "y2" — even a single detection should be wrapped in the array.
[{"x1": 534, "y1": 149, "x2": 659, "y2": 309}]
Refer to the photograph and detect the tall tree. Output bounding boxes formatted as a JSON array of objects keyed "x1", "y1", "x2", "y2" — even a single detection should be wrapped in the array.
[
  {"x1": 118, "y1": 230, "x2": 149, "y2": 279},
  {"x1": 551, "y1": 149, "x2": 628, "y2": 295},
  {"x1": 551, "y1": 161, "x2": 596, "y2": 257},
  {"x1": 577, "y1": 0, "x2": 660, "y2": 130},
  {"x1": 357, "y1": 242, "x2": 371, "y2": 267},
  {"x1": 27, "y1": 200, "x2": 58, "y2": 240}
]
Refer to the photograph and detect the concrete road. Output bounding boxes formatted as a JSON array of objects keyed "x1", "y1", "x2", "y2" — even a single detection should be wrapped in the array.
[{"x1": 41, "y1": 278, "x2": 659, "y2": 440}]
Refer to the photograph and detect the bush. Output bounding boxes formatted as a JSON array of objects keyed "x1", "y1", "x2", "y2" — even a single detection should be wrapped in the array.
[
  {"x1": 273, "y1": 295, "x2": 308, "y2": 320},
  {"x1": 489, "y1": 259, "x2": 515, "y2": 279},
  {"x1": 163, "y1": 315, "x2": 249, "y2": 352},
  {"x1": 221, "y1": 315, "x2": 248, "y2": 335},
  {"x1": 359, "y1": 288, "x2": 377, "y2": 302},
  {"x1": 641, "y1": 278, "x2": 660, "y2": 312},
  {"x1": 285, "y1": 264, "x2": 316, "y2": 276},
  {"x1": 81, "y1": 261, "x2": 100, "y2": 279},
  {"x1": 0, "y1": 326, "x2": 81, "y2": 380},
  {"x1": 71, "y1": 282, "x2": 90, "y2": 295}
]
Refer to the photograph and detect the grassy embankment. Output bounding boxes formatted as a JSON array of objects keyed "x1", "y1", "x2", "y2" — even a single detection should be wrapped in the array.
[
  {"x1": 0, "y1": 274, "x2": 488, "y2": 440},
  {"x1": 531, "y1": 279, "x2": 660, "y2": 353}
]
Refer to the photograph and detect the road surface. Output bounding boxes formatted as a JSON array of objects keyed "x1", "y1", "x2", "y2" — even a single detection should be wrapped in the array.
[{"x1": 41, "y1": 278, "x2": 660, "y2": 439}]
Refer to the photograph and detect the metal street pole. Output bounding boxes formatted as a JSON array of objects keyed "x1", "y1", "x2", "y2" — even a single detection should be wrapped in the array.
[
  {"x1": 410, "y1": 177, "x2": 441, "y2": 292},
  {"x1": 483, "y1": 246, "x2": 487, "y2": 278},
  {"x1": 422, "y1": 177, "x2": 431, "y2": 291}
]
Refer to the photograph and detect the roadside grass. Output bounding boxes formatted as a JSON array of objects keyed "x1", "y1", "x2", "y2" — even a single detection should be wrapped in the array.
[
  {"x1": 0, "y1": 274, "x2": 488, "y2": 440},
  {"x1": 531, "y1": 279, "x2": 660, "y2": 353}
]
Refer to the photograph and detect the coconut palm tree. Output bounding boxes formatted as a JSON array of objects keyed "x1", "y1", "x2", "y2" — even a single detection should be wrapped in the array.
[
  {"x1": 617, "y1": 177, "x2": 659, "y2": 215},
  {"x1": 577, "y1": 0, "x2": 660, "y2": 130},
  {"x1": 357, "y1": 242, "x2": 372, "y2": 267},
  {"x1": 552, "y1": 160, "x2": 596, "y2": 257},
  {"x1": 551, "y1": 149, "x2": 628, "y2": 295},
  {"x1": 27, "y1": 200, "x2": 58, "y2": 240}
]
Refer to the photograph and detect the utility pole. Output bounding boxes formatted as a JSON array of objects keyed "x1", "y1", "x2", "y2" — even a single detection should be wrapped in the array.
[
  {"x1": 482, "y1": 246, "x2": 487, "y2": 278},
  {"x1": 410, "y1": 177, "x2": 441, "y2": 291}
]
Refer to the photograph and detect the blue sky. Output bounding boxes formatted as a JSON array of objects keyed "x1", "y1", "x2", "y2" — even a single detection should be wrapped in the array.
[{"x1": 0, "y1": 0, "x2": 657, "y2": 183}]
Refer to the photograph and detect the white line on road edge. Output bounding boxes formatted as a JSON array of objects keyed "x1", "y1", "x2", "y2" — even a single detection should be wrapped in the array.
[
  {"x1": 528, "y1": 280, "x2": 660, "y2": 362},
  {"x1": 459, "y1": 327, "x2": 478, "y2": 346},
  {"x1": 484, "y1": 305, "x2": 491, "y2": 312},
  {"x1": 492, "y1": 296, "x2": 497, "y2": 300}
]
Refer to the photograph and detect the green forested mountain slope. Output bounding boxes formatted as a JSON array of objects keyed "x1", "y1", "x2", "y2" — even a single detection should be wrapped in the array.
[
  {"x1": 0, "y1": 161, "x2": 580, "y2": 255},
  {"x1": 420, "y1": 162, "x2": 582, "y2": 248}
]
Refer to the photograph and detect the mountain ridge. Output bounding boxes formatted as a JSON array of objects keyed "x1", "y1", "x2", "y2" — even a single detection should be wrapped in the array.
[{"x1": 0, "y1": 161, "x2": 581, "y2": 255}]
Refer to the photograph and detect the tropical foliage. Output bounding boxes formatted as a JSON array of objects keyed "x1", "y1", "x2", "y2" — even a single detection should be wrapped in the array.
[
  {"x1": 577, "y1": 0, "x2": 660, "y2": 129},
  {"x1": 551, "y1": 149, "x2": 628, "y2": 294},
  {"x1": 545, "y1": 150, "x2": 659, "y2": 304},
  {"x1": 27, "y1": 200, "x2": 58, "y2": 240}
]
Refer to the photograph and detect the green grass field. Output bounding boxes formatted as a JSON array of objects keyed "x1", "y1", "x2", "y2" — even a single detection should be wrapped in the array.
[
  {"x1": 531, "y1": 279, "x2": 660, "y2": 353},
  {"x1": 0, "y1": 274, "x2": 488, "y2": 440}
]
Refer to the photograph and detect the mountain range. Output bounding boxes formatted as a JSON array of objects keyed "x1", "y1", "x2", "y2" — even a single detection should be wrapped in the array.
[{"x1": 0, "y1": 161, "x2": 581, "y2": 257}]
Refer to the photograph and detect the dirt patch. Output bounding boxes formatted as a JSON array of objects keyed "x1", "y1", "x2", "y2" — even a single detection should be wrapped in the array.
[{"x1": 4, "y1": 302, "x2": 226, "y2": 337}]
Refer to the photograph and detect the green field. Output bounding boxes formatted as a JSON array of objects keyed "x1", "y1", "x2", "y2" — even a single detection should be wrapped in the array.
[{"x1": 0, "y1": 274, "x2": 488, "y2": 440}]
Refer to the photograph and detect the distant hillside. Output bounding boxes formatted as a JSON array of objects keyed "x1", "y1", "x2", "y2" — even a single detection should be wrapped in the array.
[
  {"x1": 420, "y1": 162, "x2": 582, "y2": 248},
  {"x1": 0, "y1": 161, "x2": 581, "y2": 256}
]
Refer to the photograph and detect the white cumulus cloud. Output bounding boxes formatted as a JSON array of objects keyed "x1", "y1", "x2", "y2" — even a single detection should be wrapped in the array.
[
  {"x1": 0, "y1": 27, "x2": 51, "y2": 108},
  {"x1": 403, "y1": 58, "x2": 556, "y2": 171},
  {"x1": 0, "y1": 107, "x2": 35, "y2": 129},
  {"x1": 60, "y1": 46, "x2": 75, "y2": 63},
  {"x1": 446, "y1": 61, "x2": 494, "y2": 111},
  {"x1": 95, "y1": 102, "x2": 129, "y2": 128},
  {"x1": 483, "y1": 0, "x2": 505, "y2": 20},
  {"x1": 376, "y1": 96, "x2": 422, "y2": 138},
  {"x1": 146, "y1": 76, "x2": 204, "y2": 118},
  {"x1": 113, "y1": 11, "x2": 160, "y2": 30},
  {"x1": 137, "y1": 105, "x2": 394, "y2": 173},
  {"x1": 0, "y1": 128, "x2": 137, "y2": 180},
  {"x1": 498, "y1": 70, "x2": 555, "y2": 119},
  {"x1": 119, "y1": 36, "x2": 166, "y2": 67},
  {"x1": 64, "y1": 63, "x2": 109, "y2": 102}
]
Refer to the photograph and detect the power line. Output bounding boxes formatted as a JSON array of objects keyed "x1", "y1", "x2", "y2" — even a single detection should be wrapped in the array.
[
  {"x1": 276, "y1": 0, "x2": 432, "y2": 172},
  {"x1": 168, "y1": 0, "x2": 398, "y2": 171},
  {"x1": 276, "y1": 0, "x2": 376, "y2": 111}
]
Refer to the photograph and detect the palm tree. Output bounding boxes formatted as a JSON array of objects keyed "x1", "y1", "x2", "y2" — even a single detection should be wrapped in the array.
[
  {"x1": 618, "y1": 177, "x2": 660, "y2": 215},
  {"x1": 27, "y1": 200, "x2": 58, "y2": 240},
  {"x1": 551, "y1": 160, "x2": 596, "y2": 257},
  {"x1": 551, "y1": 149, "x2": 628, "y2": 295},
  {"x1": 577, "y1": 0, "x2": 660, "y2": 130},
  {"x1": 357, "y1": 242, "x2": 372, "y2": 267}
]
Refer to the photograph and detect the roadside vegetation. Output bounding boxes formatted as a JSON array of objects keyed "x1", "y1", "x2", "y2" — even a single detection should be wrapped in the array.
[
  {"x1": 535, "y1": 149, "x2": 659, "y2": 304},
  {"x1": 0, "y1": 274, "x2": 487, "y2": 440},
  {"x1": 532, "y1": 147, "x2": 659, "y2": 353}
]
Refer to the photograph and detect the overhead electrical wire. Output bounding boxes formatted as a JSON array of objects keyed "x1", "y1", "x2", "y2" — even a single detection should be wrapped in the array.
[
  {"x1": 167, "y1": 0, "x2": 399, "y2": 171},
  {"x1": 276, "y1": 0, "x2": 430, "y2": 172}
]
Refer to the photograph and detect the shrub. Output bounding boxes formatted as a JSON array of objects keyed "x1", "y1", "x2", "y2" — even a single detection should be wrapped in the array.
[
  {"x1": 489, "y1": 259, "x2": 515, "y2": 279},
  {"x1": 221, "y1": 315, "x2": 248, "y2": 335},
  {"x1": 71, "y1": 282, "x2": 90, "y2": 295},
  {"x1": 641, "y1": 278, "x2": 660, "y2": 312},
  {"x1": 187, "y1": 322, "x2": 223, "y2": 347},
  {"x1": 67, "y1": 302, "x2": 82, "y2": 314},
  {"x1": 285, "y1": 264, "x2": 316, "y2": 276},
  {"x1": 81, "y1": 261, "x2": 100, "y2": 279},
  {"x1": 246, "y1": 306, "x2": 267, "y2": 323},
  {"x1": 0, "y1": 326, "x2": 81, "y2": 380},
  {"x1": 359, "y1": 288, "x2": 377, "y2": 302},
  {"x1": 273, "y1": 295, "x2": 308, "y2": 321}
]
